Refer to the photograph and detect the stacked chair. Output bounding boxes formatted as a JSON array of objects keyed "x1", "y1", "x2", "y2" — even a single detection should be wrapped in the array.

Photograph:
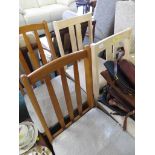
[
  {"x1": 19, "y1": 21, "x2": 87, "y2": 133},
  {"x1": 19, "y1": 14, "x2": 135, "y2": 154},
  {"x1": 91, "y1": 28, "x2": 135, "y2": 137},
  {"x1": 21, "y1": 47, "x2": 134, "y2": 155},
  {"x1": 53, "y1": 13, "x2": 106, "y2": 92}
]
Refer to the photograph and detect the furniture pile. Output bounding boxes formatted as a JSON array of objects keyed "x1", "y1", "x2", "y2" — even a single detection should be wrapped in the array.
[{"x1": 19, "y1": 5, "x2": 135, "y2": 154}]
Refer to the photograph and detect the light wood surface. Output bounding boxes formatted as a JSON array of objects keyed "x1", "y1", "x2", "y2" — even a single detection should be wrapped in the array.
[
  {"x1": 91, "y1": 28, "x2": 132, "y2": 99},
  {"x1": 53, "y1": 13, "x2": 93, "y2": 56},
  {"x1": 21, "y1": 48, "x2": 94, "y2": 143},
  {"x1": 19, "y1": 21, "x2": 57, "y2": 92}
]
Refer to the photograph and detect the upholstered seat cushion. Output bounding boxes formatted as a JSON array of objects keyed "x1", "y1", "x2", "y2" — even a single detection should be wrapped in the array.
[
  {"x1": 52, "y1": 108, "x2": 135, "y2": 155},
  {"x1": 24, "y1": 76, "x2": 87, "y2": 133},
  {"x1": 24, "y1": 4, "x2": 69, "y2": 25},
  {"x1": 66, "y1": 59, "x2": 107, "y2": 92}
]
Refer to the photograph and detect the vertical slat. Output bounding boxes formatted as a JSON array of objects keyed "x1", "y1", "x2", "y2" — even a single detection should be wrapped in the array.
[
  {"x1": 53, "y1": 21, "x2": 65, "y2": 56},
  {"x1": 84, "y1": 46, "x2": 94, "y2": 108},
  {"x1": 123, "y1": 37, "x2": 131, "y2": 60},
  {"x1": 44, "y1": 77, "x2": 65, "y2": 128},
  {"x1": 75, "y1": 24, "x2": 83, "y2": 50},
  {"x1": 23, "y1": 33, "x2": 40, "y2": 70},
  {"x1": 68, "y1": 25, "x2": 78, "y2": 52},
  {"x1": 21, "y1": 75, "x2": 53, "y2": 142},
  {"x1": 73, "y1": 62, "x2": 82, "y2": 115},
  {"x1": 91, "y1": 44, "x2": 100, "y2": 100},
  {"x1": 19, "y1": 81, "x2": 25, "y2": 95},
  {"x1": 19, "y1": 50, "x2": 31, "y2": 74},
  {"x1": 33, "y1": 30, "x2": 48, "y2": 65},
  {"x1": 105, "y1": 44, "x2": 113, "y2": 61},
  {"x1": 43, "y1": 21, "x2": 57, "y2": 59},
  {"x1": 60, "y1": 68, "x2": 74, "y2": 121},
  {"x1": 88, "y1": 19, "x2": 93, "y2": 44}
]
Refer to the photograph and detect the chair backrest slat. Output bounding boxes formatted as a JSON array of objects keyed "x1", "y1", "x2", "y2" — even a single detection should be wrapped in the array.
[
  {"x1": 88, "y1": 19, "x2": 93, "y2": 44},
  {"x1": 43, "y1": 21, "x2": 57, "y2": 59},
  {"x1": 68, "y1": 25, "x2": 78, "y2": 52},
  {"x1": 19, "y1": 49, "x2": 31, "y2": 74},
  {"x1": 84, "y1": 46, "x2": 94, "y2": 108},
  {"x1": 91, "y1": 28, "x2": 132, "y2": 99},
  {"x1": 22, "y1": 32, "x2": 40, "y2": 70},
  {"x1": 60, "y1": 68, "x2": 74, "y2": 121},
  {"x1": 75, "y1": 23, "x2": 83, "y2": 50},
  {"x1": 73, "y1": 62, "x2": 82, "y2": 115},
  {"x1": 21, "y1": 48, "x2": 94, "y2": 143},
  {"x1": 44, "y1": 77, "x2": 65, "y2": 128},
  {"x1": 21, "y1": 75, "x2": 53, "y2": 142},
  {"x1": 33, "y1": 30, "x2": 48, "y2": 65}
]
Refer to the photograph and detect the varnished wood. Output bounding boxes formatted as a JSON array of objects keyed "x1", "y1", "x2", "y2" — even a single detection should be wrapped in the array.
[
  {"x1": 60, "y1": 68, "x2": 74, "y2": 121},
  {"x1": 22, "y1": 32, "x2": 40, "y2": 70},
  {"x1": 19, "y1": 81, "x2": 25, "y2": 95},
  {"x1": 73, "y1": 62, "x2": 82, "y2": 115},
  {"x1": 22, "y1": 48, "x2": 94, "y2": 143},
  {"x1": 28, "y1": 50, "x2": 87, "y2": 84},
  {"x1": 19, "y1": 23, "x2": 44, "y2": 34},
  {"x1": 19, "y1": 50, "x2": 31, "y2": 74},
  {"x1": 84, "y1": 46, "x2": 94, "y2": 108},
  {"x1": 43, "y1": 21, "x2": 57, "y2": 59},
  {"x1": 33, "y1": 30, "x2": 48, "y2": 65},
  {"x1": 44, "y1": 77, "x2": 65, "y2": 128}
]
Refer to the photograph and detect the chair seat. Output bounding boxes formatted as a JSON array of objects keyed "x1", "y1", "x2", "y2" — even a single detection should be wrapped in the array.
[
  {"x1": 52, "y1": 108, "x2": 135, "y2": 155},
  {"x1": 66, "y1": 58, "x2": 107, "y2": 92},
  {"x1": 24, "y1": 76, "x2": 87, "y2": 133}
]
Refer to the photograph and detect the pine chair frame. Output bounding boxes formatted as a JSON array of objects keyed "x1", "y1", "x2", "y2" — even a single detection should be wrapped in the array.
[
  {"x1": 53, "y1": 13, "x2": 93, "y2": 56},
  {"x1": 91, "y1": 28, "x2": 132, "y2": 99},
  {"x1": 19, "y1": 21, "x2": 58, "y2": 92},
  {"x1": 21, "y1": 47, "x2": 94, "y2": 142},
  {"x1": 19, "y1": 21, "x2": 57, "y2": 73}
]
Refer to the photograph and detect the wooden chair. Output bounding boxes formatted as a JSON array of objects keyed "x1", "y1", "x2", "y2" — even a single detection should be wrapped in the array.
[
  {"x1": 91, "y1": 28, "x2": 135, "y2": 137},
  {"x1": 53, "y1": 13, "x2": 105, "y2": 92},
  {"x1": 19, "y1": 21, "x2": 57, "y2": 75},
  {"x1": 19, "y1": 22, "x2": 87, "y2": 133},
  {"x1": 21, "y1": 47, "x2": 134, "y2": 155}
]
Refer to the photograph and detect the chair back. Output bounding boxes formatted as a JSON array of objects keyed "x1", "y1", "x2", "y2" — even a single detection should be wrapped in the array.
[
  {"x1": 19, "y1": 21, "x2": 58, "y2": 93},
  {"x1": 21, "y1": 47, "x2": 94, "y2": 142},
  {"x1": 91, "y1": 28, "x2": 132, "y2": 99},
  {"x1": 53, "y1": 13, "x2": 93, "y2": 56},
  {"x1": 19, "y1": 21, "x2": 57, "y2": 75}
]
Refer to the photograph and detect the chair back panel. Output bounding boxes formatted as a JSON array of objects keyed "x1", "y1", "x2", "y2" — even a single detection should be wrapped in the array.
[
  {"x1": 19, "y1": 21, "x2": 57, "y2": 74},
  {"x1": 53, "y1": 13, "x2": 93, "y2": 56},
  {"x1": 21, "y1": 47, "x2": 94, "y2": 142},
  {"x1": 19, "y1": 21, "x2": 58, "y2": 92},
  {"x1": 91, "y1": 28, "x2": 132, "y2": 99}
]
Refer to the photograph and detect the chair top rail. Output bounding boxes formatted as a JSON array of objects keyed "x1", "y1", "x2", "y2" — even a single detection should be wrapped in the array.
[
  {"x1": 27, "y1": 49, "x2": 87, "y2": 84},
  {"x1": 19, "y1": 23, "x2": 46, "y2": 34},
  {"x1": 53, "y1": 13, "x2": 92, "y2": 30},
  {"x1": 91, "y1": 28, "x2": 132, "y2": 54}
]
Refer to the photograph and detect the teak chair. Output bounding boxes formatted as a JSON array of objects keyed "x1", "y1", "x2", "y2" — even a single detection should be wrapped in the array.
[
  {"x1": 91, "y1": 28, "x2": 134, "y2": 100},
  {"x1": 21, "y1": 48, "x2": 134, "y2": 155},
  {"x1": 53, "y1": 13, "x2": 106, "y2": 92},
  {"x1": 19, "y1": 22, "x2": 87, "y2": 133}
]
